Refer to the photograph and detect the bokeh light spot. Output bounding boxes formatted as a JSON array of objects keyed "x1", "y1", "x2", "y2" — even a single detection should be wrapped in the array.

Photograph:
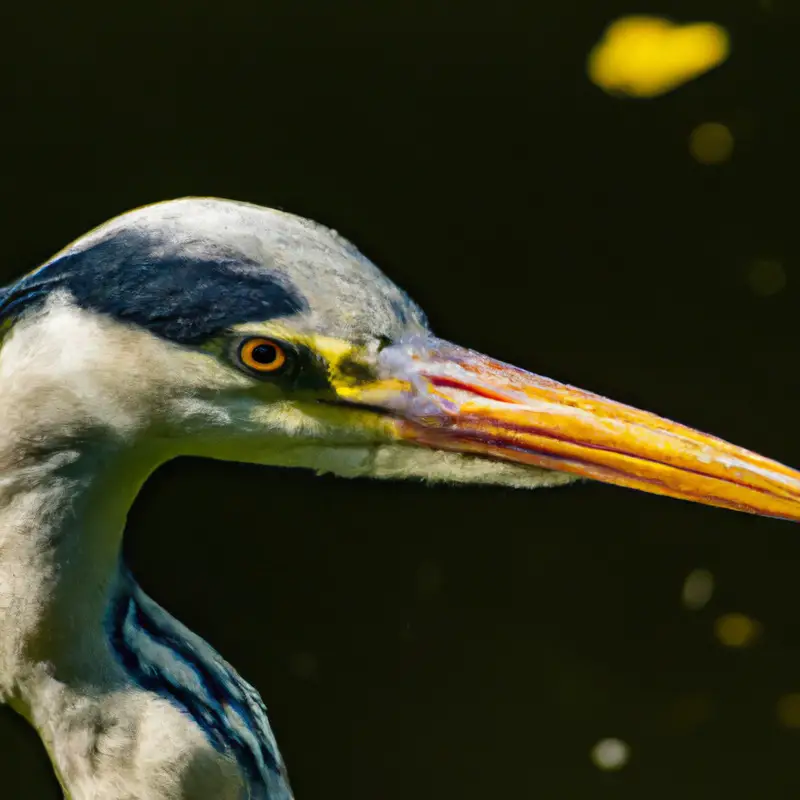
[
  {"x1": 682, "y1": 568, "x2": 714, "y2": 610},
  {"x1": 747, "y1": 259, "x2": 787, "y2": 297},
  {"x1": 714, "y1": 613, "x2": 761, "y2": 648},
  {"x1": 777, "y1": 693, "x2": 800, "y2": 728},
  {"x1": 689, "y1": 123, "x2": 734, "y2": 164},
  {"x1": 588, "y1": 16, "x2": 730, "y2": 98},
  {"x1": 590, "y1": 738, "x2": 630, "y2": 770}
]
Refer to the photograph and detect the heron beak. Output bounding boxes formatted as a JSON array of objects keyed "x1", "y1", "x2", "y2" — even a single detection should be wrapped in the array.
[{"x1": 339, "y1": 336, "x2": 800, "y2": 522}]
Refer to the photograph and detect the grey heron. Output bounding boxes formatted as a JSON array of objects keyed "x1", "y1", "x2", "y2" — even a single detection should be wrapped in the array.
[{"x1": 1, "y1": 197, "x2": 798, "y2": 799}]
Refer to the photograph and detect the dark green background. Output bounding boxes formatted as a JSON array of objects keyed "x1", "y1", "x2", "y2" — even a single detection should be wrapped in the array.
[{"x1": 3, "y1": 0, "x2": 800, "y2": 797}]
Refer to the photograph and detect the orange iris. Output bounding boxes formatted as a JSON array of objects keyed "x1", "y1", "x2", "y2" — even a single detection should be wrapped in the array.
[{"x1": 239, "y1": 338, "x2": 287, "y2": 373}]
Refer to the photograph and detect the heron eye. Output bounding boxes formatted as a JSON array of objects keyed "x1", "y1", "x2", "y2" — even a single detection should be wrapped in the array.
[{"x1": 238, "y1": 337, "x2": 288, "y2": 374}]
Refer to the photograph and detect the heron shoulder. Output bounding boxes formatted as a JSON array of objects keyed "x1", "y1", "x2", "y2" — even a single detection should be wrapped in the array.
[{"x1": 107, "y1": 571, "x2": 294, "y2": 799}]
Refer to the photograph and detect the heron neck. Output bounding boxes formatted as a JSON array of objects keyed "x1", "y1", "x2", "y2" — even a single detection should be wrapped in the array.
[{"x1": 0, "y1": 433, "x2": 161, "y2": 703}]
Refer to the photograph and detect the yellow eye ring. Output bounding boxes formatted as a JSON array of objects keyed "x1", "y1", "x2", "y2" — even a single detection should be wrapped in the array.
[{"x1": 238, "y1": 338, "x2": 288, "y2": 373}]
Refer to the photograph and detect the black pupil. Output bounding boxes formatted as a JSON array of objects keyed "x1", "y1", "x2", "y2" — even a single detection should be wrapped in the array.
[{"x1": 251, "y1": 343, "x2": 278, "y2": 365}]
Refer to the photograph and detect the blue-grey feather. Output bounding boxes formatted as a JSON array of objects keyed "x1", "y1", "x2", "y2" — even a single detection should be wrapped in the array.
[{"x1": 107, "y1": 570, "x2": 293, "y2": 800}]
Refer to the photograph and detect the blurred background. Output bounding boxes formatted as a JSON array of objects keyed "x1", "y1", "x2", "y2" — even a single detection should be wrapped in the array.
[{"x1": 3, "y1": 0, "x2": 800, "y2": 797}]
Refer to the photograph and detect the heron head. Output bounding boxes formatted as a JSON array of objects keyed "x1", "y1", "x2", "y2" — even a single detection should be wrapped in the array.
[{"x1": 2, "y1": 197, "x2": 799, "y2": 520}]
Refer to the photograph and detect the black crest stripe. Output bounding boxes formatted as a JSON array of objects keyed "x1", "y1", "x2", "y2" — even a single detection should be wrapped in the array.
[{"x1": 0, "y1": 230, "x2": 307, "y2": 343}]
